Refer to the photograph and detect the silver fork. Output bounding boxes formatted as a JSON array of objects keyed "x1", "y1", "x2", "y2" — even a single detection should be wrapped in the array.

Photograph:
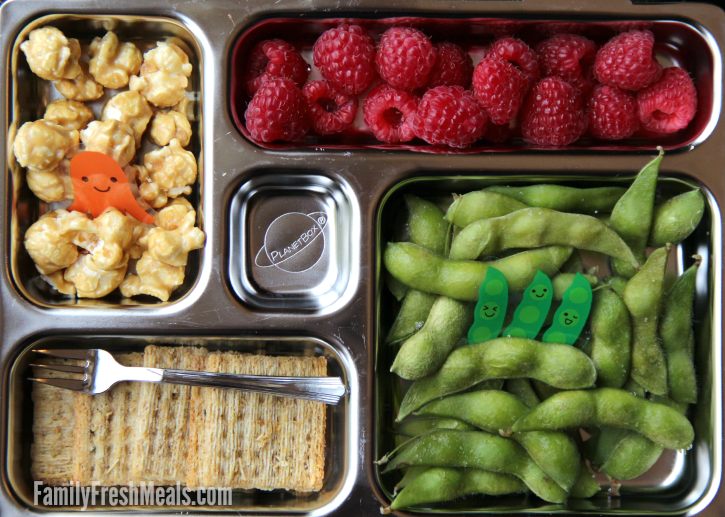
[{"x1": 30, "y1": 349, "x2": 347, "y2": 405}]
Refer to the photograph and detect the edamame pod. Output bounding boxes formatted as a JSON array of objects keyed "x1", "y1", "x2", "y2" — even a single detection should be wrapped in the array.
[
  {"x1": 386, "y1": 272, "x2": 409, "y2": 301},
  {"x1": 552, "y1": 273, "x2": 598, "y2": 301},
  {"x1": 398, "y1": 338, "x2": 596, "y2": 420},
  {"x1": 543, "y1": 273, "x2": 593, "y2": 346},
  {"x1": 604, "y1": 276, "x2": 628, "y2": 297},
  {"x1": 405, "y1": 194, "x2": 449, "y2": 256},
  {"x1": 468, "y1": 267, "x2": 508, "y2": 344},
  {"x1": 449, "y1": 208, "x2": 638, "y2": 267},
  {"x1": 531, "y1": 380, "x2": 562, "y2": 402},
  {"x1": 381, "y1": 430, "x2": 569, "y2": 504},
  {"x1": 384, "y1": 242, "x2": 573, "y2": 298},
  {"x1": 503, "y1": 271, "x2": 553, "y2": 339},
  {"x1": 386, "y1": 290, "x2": 438, "y2": 344},
  {"x1": 392, "y1": 296, "x2": 471, "y2": 380},
  {"x1": 610, "y1": 147, "x2": 663, "y2": 278},
  {"x1": 444, "y1": 191, "x2": 528, "y2": 227},
  {"x1": 623, "y1": 245, "x2": 671, "y2": 395},
  {"x1": 587, "y1": 287, "x2": 632, "y2": 388},
  {"x1": 505, "y1": 378, "x2": 540, "y2": 409},
  {"x1": 416, "y1": 390, "x2": 581, "y2": 491},
  {"x1": 389, "y1": 467, "x2": 527, "y2": 510},
  {"x1": 487, "y1": 185, "x2": 627, "y2": 214},
  {"x1": 660, "y1": 257, "x2": 701, "y2": 403},
  {"x1": 570, "y1": 458, "x2": 600, "y2": 498},
  {"x1": 649, "y1": 189, "x2": 705, "y2": 247},
  {"x1": 395, "y1": 417, "x2": 477, "y2": 437},
  {"x1": 511, "y1": 388, "x2": 694, "y2": 450}
]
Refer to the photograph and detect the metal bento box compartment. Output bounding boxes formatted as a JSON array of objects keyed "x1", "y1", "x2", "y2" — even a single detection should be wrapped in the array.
[
  {"x1": 374, "y1": 173, "x2": 722, "y2": 514},
  {"x1": 5, "y1": 335, "x2": 357, "y2": 513},
  {"x1": 7, "y1": 14, "x2": 205, "y2": 308}
]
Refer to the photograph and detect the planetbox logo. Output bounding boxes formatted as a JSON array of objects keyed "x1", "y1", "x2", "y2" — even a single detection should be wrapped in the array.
[{"x1": 254, "y1": 211, "x2": 328, "y2": 273}]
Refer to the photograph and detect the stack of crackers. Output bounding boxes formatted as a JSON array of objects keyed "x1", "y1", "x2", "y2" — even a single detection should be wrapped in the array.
[{"x1": 31, "y1": 346, "x2": 327, "y2": 491}]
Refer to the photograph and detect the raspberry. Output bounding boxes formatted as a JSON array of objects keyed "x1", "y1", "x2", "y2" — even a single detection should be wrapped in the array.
[
  {"x1": 313, "y1": 24, "x2": 376, "y2": 95},
  {"x1": 536, "y1": 34, "x2": 597, "y2": 95},
  {"x1": 594, "y1": 30, "x2": 663, "y2": 91},
  {"x1": 411, "y1": 86, "x2": 488, "y2": 148},
  {"x1": 486, "y1": 38, "x2": 540, "y2": 87},
  {"x1": 244, "y1": 39, "x2": 309, "y2": 95},
  {"x1": 245, "y1": 78, "x2": 310, "y2": 142},
  {"x1": 520, "y1": 77, "x2": 588, "y2": 146},
  {"x1": 427, "y1": 43, "x2": 474, "y2": 89},
  {"x1": 636, "y1": 67, "x2": 697, "y2": 134},
  {"x1": 363, "y1": 84, "x2": 418, "y2": 143},
  {"x1": 472, "y1": 56, "x2": 529, "y2": 125},
  {"x1": 375, "y1": 27, "x2": 436, "y2": 91},
  {"x1": 302, "y1": 80, "x2": 358, "y2": 135},
  {"x1": 588, "y1": 83, "x2": 639, "y2": 140}
]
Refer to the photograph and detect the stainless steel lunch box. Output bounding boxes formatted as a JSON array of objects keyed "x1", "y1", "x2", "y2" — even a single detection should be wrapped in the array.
[{"x1": 1, "y1": 0, "x2": 725, "y2": 515}]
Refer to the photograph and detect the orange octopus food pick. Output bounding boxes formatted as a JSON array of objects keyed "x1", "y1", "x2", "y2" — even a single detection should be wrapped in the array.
[{"x1": 67, "y1": 151, "x2": 154, "y2": 224}]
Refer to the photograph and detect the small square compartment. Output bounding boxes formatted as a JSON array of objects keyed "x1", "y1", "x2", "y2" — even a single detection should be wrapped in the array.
[{"x1": 229, "y1": 173, "x2": 357, "y2": 311}]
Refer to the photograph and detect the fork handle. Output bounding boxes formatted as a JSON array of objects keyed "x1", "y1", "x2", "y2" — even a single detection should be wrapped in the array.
[{"x1": 160, "y1": 369, "x2": 347, "y2": 405}]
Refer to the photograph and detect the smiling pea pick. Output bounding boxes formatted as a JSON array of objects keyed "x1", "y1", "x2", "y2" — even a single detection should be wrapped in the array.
[
  {"x1": 467, "y1": 267, "x2": 508, "y2": 344},
  {"x1": 503, "y1": 270, "x2": 553, "y2": 340},
  {"x1": 543, "y1": 272, "x2": 593, "y2": 345},
  {"x1": 67, "y1": 151, "x2": 155, "y2": 224}
]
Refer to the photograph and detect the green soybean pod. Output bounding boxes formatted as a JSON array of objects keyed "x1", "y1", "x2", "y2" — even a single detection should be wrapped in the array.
[
  {"x1": 487, "y1": 185, "x2": 627, "y2": 214},
  {"x1": 386, "y1": 272, "x2": 409, "y2": 301},
  {"x1": 468, "y1": 267, "x2": 509, "y2": 344},
  {"x1": 649, "y1": 189, "x2": 705, "y2": 247},
  {"x1": 659, "y1": 257, "x2": 701, "y2": 404},
  {"x1": 610, "y1": 147, "x2": 664, "y2": 278},
  {"x1": 604, "y1": 276, "x2": 628, "y2": 297},
  {"x1": 395, "y1": 417, "x2": 477, "y2": 438},
  {"x1": 623, "y1": 245, "x2": 671, "y2": 395},
  {"x1": 570, "y1": 458, "x2": 600, "y2": 499},
  {"x1": 552, "y1": 273, "x2": 598, "y2": 301},
  {"x1": 511, "y1": 388, "x2": 694, "y2": 450},
  {"x1": 505, "y1": 379, "x2": 541, "y2": 409},
  {"x1": 503, "y1": 271, "x2": 553, "y2": 339},
  {"x1": 543, "y1": 273, "x2": 593, "y2": 346},
  {"x1": 392, "y1": 296, "x2": 471, "y2": 380},
  {"x1": 444, "y1": 191, "x2": 529, "y2": 227},
  {"x1": 381, "y1": 430, "x2": 568, "y2": 504},
  {"x1": 397, "y1": 338, "x2": 596, "y2": 420},
  {"x1": 531, "y1": 380, "x2": 562, "y2": 402},
  {"x1": 405, "y1": 194, "x2": 449, "y2": 256},
  {"x1": 386, "y1": 290, "x2": 438, "y2": 344},
  {"x1": 393, "y1": 466, "x2": 429, "y2": 494},
  {"x1": 416, "y1": 390, "x2": 581, "y2": 491},
  {"x1": 383, "y1": 242, "x2": 573, "y2": 298},
  {"x1": 587, "y1": 287, "x2": 632, "y2": 388},
  {"x1": 388, "y1": 467, "x2": 527, "y2": 511},
  {"x1": 449, "y1": 208, "x2": 638, "y2": 267}
]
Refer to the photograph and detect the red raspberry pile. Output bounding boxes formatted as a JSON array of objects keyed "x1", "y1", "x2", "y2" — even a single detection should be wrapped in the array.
[{"x1": 243, "y1": 24, "x2": 697, "y2": 147}]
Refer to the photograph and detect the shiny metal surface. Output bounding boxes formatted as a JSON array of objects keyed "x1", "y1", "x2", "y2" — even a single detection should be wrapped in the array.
[{"x1": 0, "y1": 0, "x2": 723, "y2": 516}]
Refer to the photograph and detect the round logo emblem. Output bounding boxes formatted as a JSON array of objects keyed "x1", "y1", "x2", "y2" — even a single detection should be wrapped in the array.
[{"x1": 254, "y1": 212, "x2": 327, "y2": 273}]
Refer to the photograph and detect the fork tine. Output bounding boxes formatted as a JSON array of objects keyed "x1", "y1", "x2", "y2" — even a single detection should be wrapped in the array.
[
  {"x1": 35, "y1": 349, "x2": 92, "y2": 361},
  {"x1": 30, "y1": 362, "x2": 86, "y2": 374},
  {"x1": 30, "y1": 377, "x2": 86, "y2": 392}
]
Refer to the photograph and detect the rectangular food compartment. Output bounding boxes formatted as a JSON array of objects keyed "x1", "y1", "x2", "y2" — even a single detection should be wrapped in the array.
[
  {"x1": 5, "y1": 335, "x2": 355, "y2": 513},
  {"x1": 374, "y1": 174, "x2": 721, "y2": 513},
  {"x1": 8, "y1": 14, "x2": 205, "y2": 308},
  {"x1": 231, "y1": 17, "x2": 718, "y2": 153}
]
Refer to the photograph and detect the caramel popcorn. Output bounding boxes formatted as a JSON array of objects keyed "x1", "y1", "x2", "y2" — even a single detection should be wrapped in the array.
[
  {"x1": 13, "y1": 120, "x2": 79, "y2": 172},
  {"x1": 101, "y1": 91, "x2": 153, "y2": 148},
  {"x1": 129, "y1": 42, "x2": 192, "y2": 107},
  {"x1": 65, "y1": 253, "x2": 128, "y2": 298},
  {"x1": 148, "y1": 109, "x2": 191, "y2": 147},
  {"x1": 53, "y1": 62, "x2": 104, "y2": 102},
  {"x1": 139, "y1": 138, "x2": 197, "y2": 208},
  {"x1": 145, "y1": 203, "x2": 204, "y2": 266},
  {"x1": 24, "y1": 210, "x2": 95, "y2": 275},
  {"x1": 79, "y1": 207, "x2": 141, "y2": 271},
  {"x1": 20, "y1": 27, "x2": 82, "y2": 81},
  {"x1": 26, "y1": 165, "x2": 72, "y2": 203},
  {"x1": 80, "y1": 119, "x2": 135, "y2": 164},
  {"x1": 119, "y1": 253, "x2": 184, "y2": 301},
  {"x1": 88, "y1": 31, "x2": 142, "y2": 89},
  {"x1": 43, "y1": 270, "x2": 77, "y2": 295},
  {"x1": 43, "y1": 99, "x2": 94, "y2": 131}
]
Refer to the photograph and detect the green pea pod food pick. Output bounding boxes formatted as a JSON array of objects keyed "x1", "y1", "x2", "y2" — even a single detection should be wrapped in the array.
[
  {"x1": 468, "y1": 267, "x2": 509, "y2": 344},
  {"x1": 503, "y1": 271, "x2": 553, "y2": 339},
  {"x1": 543, "y1": 273, "x2": 593, "y2": 345}
]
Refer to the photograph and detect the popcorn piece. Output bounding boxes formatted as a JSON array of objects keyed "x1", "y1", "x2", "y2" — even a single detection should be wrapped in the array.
[
  {"x1": 44, "y1": 99, "x2": 94, "y2": 131},
  {"x1": 80, "y1": 207, "x2": 141, "y2": 271},
  {"x1": 129, "y1": 42, "x2": 193, "y2": 107},
  {"x1": 20, "y1": 27, "x2": 82, "y2": 81},
  {"x1": 102, "y1": 91, "x2": 153, "y2": 147},
  {"x1": 64, "y1": 253, "x2": 128, "y2": 298},
  {"x1": 139, "y1": 138, "x2": 197, "y2": 208},
  {"x1": 148, "y1": 110, "x2": 191, "y2": 147},
  {"x1": 88, "y1": 31, "x2": 142, "y2": 89},
  {"x1": 156, "y1": 197, "x2": 194, "y2": 230},
  {"x1": 13, "y1": 120, "x2": 79, "y2": 172},
  {"x1": 145, "y1": 203, "x2": 204, "y2": 266},
  {"x1": 26, "y1": 165, "x2": 73, "y2": 203},
  {"x1": 53, "y1": 62, "x2": 104, "y2": 102},
  {"x1": 119, "y1": 253, "x2": 184, "y2": 301},
  {"x1": 80, "y1": 119, "x2": 135, "y2": 164},
  {"x1": 24, "y1": 210, "x2": 95, "y2": 275},
  {"x1": 43, "y1": 270, "x2": 77, "y2": 295}
]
